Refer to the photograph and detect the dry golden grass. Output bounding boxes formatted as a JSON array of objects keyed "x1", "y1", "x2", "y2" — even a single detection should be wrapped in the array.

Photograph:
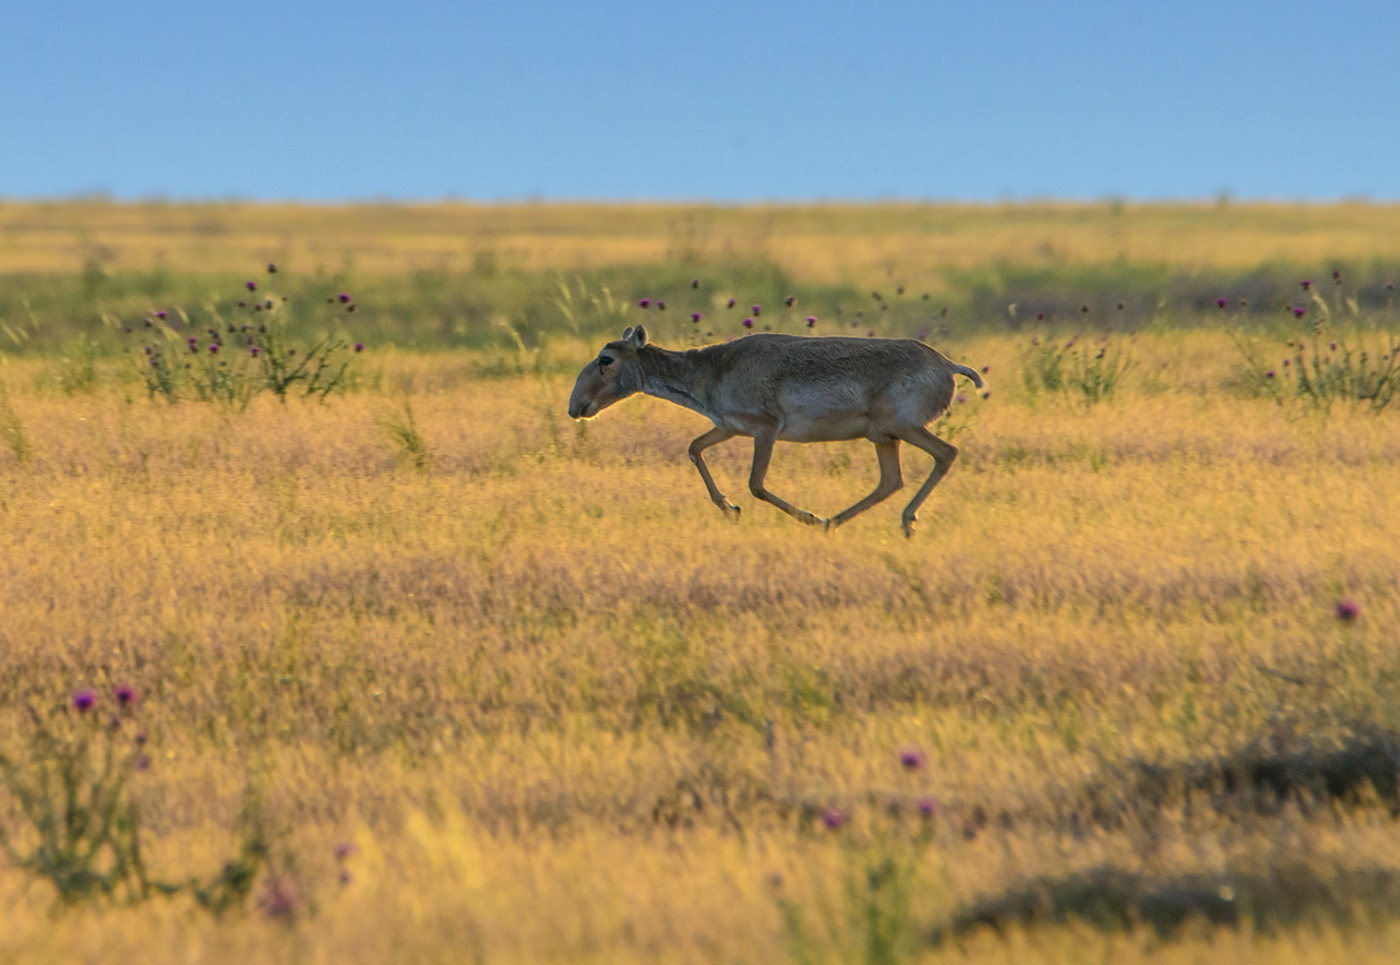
[
  {"x1": 1, "y1": 328, "x2": 1398, "y2": 962},
  {"x1": 5, "y1": 199, "x2": 1400, "y2": 284}
]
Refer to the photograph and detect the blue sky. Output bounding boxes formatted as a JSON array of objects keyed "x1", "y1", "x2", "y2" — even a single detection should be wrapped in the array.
[{"x1": 2, "y1": 0, "x2": 1397, "y2": 201}]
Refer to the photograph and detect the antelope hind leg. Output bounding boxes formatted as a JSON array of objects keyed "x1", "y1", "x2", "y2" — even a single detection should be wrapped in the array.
[
  {"x1": 896, "y1": 426, "x2": 959, "y2": 537},
  {"x1": 827, "y1": 439, "x2": 904, "y2": 529},
  {"x1": 747, "y1": 429, "x2": 827, "y2": 527}
]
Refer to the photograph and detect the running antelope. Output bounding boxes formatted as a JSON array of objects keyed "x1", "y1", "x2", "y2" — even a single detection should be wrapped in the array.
[{"x1": 567, "y1": 325, "x2": 984, "y2": 536}]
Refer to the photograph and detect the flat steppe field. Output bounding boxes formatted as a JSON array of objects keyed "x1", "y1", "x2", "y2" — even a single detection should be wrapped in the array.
[{"x1": 2, "y1": 325, "x2": 1400, "y2": 962}]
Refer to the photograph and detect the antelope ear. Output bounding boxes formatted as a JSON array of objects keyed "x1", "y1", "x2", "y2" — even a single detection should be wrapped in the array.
[
  {"x1": 630, "y1": 324, "x2": 648, "y2": 347},
  {"x1": 621, "y1": 326, "x2": 634, "y2": 341}
]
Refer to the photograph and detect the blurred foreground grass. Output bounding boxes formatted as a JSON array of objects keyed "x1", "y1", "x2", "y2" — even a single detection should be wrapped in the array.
[{"x1": 2, "y1": 322, "x2": 1399, "y2": 961}]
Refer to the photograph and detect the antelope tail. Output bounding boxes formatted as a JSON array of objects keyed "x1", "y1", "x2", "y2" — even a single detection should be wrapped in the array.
[{"x1": 952, "y1": 363, "x2": 985, "y2": 389}]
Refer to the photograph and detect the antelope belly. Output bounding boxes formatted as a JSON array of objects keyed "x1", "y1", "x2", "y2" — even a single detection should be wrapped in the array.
[{"x1": 778, "y1": 411, "x2": 870, "y2": 442}]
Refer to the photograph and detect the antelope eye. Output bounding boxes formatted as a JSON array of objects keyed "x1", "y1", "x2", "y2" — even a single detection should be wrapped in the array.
[{"x1": 599, "y1": 355, "x2": 614, "y2": 367}]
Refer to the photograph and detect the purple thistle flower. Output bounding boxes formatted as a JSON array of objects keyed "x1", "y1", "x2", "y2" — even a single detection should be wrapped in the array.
[
  {"x1": 338, "y1": 293, "x2": 352, "y2": 304},
  {"x1": 690, "y1": 278, "x2": 700, "y2": 289},
  {"x1": 258, "y1": 877, "x2": 300, "y2": 919},
  {"x1": 246, "y1": 281, "x2": 257, "y2": 292},
  {"x1": 656, "y1": 300, "x2": 666, "y2": 311},
  {"x1": 785, "y1": 295, "x2": 796, "y2": 307},
  {"x1": 209, "y1": 343, "x2": 219, "y2": 354},
  {"x1": 821, "y1": 808, "x2": 847, "y2": 831},
  {"x1": 1332, "y1": 269, "x2": 1342, "y2": 282},
  {"x1": 188, "y1": 342, "x2": 199, "y2": 353},
  {"x1": 982, "y1": 391, "x2": 991, "y2": 400},
  {"x1": 742, "y1": 318, "x2": 754, "y2": 328},
  {"x1": 899, "y1": 746, "x2": 926, "y2": 770},
  {"x1": 354, "y1": 343, "x2": 364, "y2": 352},
  {"x1": 751, "y1": 304, "x2": 761, "y2": 316},
  {"x1": 134, "y1": 754, "x2": 151, "y2": 771},
  {"x1": 267, "y1": 263, "x2": 277, "y2": 273},
  {"x1": 956, "y1": 394, "x2": 967, "y2": 404},
  {"x1": 237, "y1": 300, "x2": 246, "y2": 308},
  {"x1": 726, "y1": 298, "x2": 736, "y2": 309},
  {"x1": 156, "y1": 310, "x2": 167, "y2": 320},
  {"x1": 250, "y1": 346, "x2": 260, "y2": 357},
  {"x1": 334, "y1": 843, "x2": 356, "y2": 862},
  {"x1": 1266, "y1": 369, "x2": 1276, "y2": 378},
  {"x1": 916, "y1": 796, "x2": 941, "y2": 819},
  {"x1": 867, "y1": 330, "x2": 875, "y2": 337},
  {"x1": 1293, "y1": 306, "x2": 1307, "y2": 318},
  {"x1": 690, "y1": 312, "x2": 702, "y2": 323},
  {"x1": 1335, "y1": 599, "x2": 1360, "y2": 622},
  {"x1": 1301, "y1": 280, "x2": 1312, "y2": 291},
  {"x1": 73, "y1": 689, "x2": 96, "y2": 712},
  {"x1": 1283, "y1": 358, "x2": 1291, "y2": 366},
  {"x1": 805, "y1": 315, "x2": 817, "y2": 327},
  {"x1": 114, "y1": 685, "x2": 138, "y2": 707},
  {"x1": 1215, "y1": 298, "x2": 1228, "y2": 309},
  {"x1": 1036, "y1": 312, "x2": 1045, "y2": 321},
  {"x1": 638, "y1": 298, "x2": 651, "y2": 309}
]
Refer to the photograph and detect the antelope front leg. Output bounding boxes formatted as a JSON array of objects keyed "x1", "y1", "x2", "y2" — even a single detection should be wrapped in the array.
[
  {"x1": 747, "y1": 427, "x2": 827, "y2": 527},
  {"x1": 688, "y1": 426, "x2": 740, "y2": 519}
]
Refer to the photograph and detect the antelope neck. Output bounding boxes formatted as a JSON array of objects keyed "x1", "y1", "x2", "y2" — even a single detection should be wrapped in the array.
[{"x1": 638, "y1": 346, "x2": 717, "y2": 421}]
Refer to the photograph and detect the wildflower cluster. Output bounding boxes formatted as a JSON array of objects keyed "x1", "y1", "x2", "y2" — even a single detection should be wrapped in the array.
[
  {"x1": 1021, "y1": 330, "x2": 1133, "y2": 404},
  {"x1": 0, "y1": 686, "x2": 269, "y2": 912},
  {"x1": 621, "y1": 274, "x2": 945, "y2": 350},
  {"x1": 1229, "y1": 273, "x2": 1400, "y2": 413},
  {"x1": 111, "y1": 263, "x2": 364, "y2": 406},
  {"x1": 775, "y1": 746, "x2": 944, "y2": 963}
]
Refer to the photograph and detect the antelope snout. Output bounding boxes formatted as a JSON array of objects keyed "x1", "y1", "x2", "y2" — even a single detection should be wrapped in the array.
[{"x1": 567, "y1": 399, "x2": 589, "y2": 419}]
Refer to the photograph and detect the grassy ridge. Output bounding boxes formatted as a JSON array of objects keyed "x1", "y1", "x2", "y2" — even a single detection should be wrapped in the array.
[{"x1": 4, "y1": 200, "x2": 1400, "y2": 354}]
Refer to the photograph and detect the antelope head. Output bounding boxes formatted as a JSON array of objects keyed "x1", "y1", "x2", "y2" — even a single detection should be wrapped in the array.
[{"x1": 568, "y1": 325, "x2": 648, "y2": 419}]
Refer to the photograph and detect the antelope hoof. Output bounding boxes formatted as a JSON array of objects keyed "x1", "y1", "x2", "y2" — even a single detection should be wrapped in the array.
[
  {"x1": 901, "y1": 515, "x2": 917, "y2": 538},
  {"x1": 719, "y1": 501, "x2": 741, "y2": 521},
  {"x1": 796, "y1": 511, "x2": 826, "y2": 527}
]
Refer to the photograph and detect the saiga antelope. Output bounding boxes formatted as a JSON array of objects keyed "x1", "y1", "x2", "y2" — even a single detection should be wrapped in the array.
[{"x1": 567, "y1": 325, "x2": 984, "y2": 536}]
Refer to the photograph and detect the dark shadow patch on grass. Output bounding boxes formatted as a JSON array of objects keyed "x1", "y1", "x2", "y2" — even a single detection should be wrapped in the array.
[
  {"x1": 1084, "y1": 722, "x2": 1400, "y2": 826},
  {"x1": 932, "y1": 863, "x2": 1400, "y2": 944}
]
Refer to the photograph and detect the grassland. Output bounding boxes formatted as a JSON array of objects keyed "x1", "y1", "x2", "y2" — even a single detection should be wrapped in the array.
[{"x1": 1, "y1": 202, "x2": 1400, "y2": 963}]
